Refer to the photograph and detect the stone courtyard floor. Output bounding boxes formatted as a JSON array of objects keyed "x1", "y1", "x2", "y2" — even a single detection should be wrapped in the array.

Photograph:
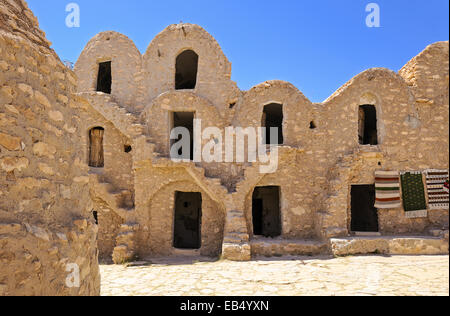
[{"x1": 100, "y1": 255, "x2": 449, "y2": 296}]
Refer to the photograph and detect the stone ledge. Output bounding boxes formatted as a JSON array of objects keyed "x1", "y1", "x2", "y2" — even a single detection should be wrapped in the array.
[
  {"x1": 250, "y1": 238, "x2": 329, "y2": 257},
  {"x1": 331, "y1": 236, "x2": 449, "y2": 257}
]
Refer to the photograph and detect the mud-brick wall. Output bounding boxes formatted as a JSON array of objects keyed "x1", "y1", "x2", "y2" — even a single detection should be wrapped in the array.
[{"x1": 0, "y1": 0, "x2": 100, "y2": 295}]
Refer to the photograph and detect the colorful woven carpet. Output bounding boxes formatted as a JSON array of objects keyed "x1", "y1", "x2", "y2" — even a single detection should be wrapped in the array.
[
  {"x1": 425, "y1": 169, "x2": 449, "y2": 210},
  {"x1": 374, "y1": 171, "x2": 401, "y2": 209},
  {"x1": 400, "y1": 171, "x2": 427, "y2": 218}
]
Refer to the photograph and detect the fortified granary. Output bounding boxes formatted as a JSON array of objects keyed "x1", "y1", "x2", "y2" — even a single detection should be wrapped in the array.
[
  {"x1": 0, "y1": 0, "x2": 448, "y2": 296},
  {"x1": 73, "y1": 25, "x2": 449, "y2": 263}
]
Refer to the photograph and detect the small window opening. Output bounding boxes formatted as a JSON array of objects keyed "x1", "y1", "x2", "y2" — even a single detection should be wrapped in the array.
[
  {"x1": 262, "y1": 103, "x2": 284, "y2": 145},
  {"x1": 173, "y1": 191, "x2": 202, "y2": 249},
  {"x1": 93, "y1": 211, "x2": 98, "y2": 225},
  {"x1": 171, "y1": 112, "x2": 195, "y2": 161},
  {"x1": 175, "y1": 50, "x2": 198, "y2": 90},
  {"x1": 310, "y1": 121, "x2": 317, "y2": 129},
  {"x1": 252, "y1": 186, "x2": 281, "y2": 238},
  {"x1": 359, "y1": 105, "x2": 378, "y2": 145},
  {"x1": 89, "y1": 127, "x2": 105, "y2": 168},
  {"x1": 124, "y1": 145, "x2": 132, "y2": 153},
  {"x1": 96, "y1": 61, "x2": 112, "y2": 94},
  {"x1": 229, "y1": 102, "x2": 236, "y2": 109}
]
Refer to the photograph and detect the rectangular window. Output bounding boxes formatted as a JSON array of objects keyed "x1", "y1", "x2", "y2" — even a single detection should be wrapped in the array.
[
  {"x1": 170, "y1": 112, "x2": 195, "y2": 161},
  {"x1": 262, "y1": 103, "x2": 284, "y2": 145},
  {"x1": 359, "y1": 105, "x2": 378, "y2": 145},
  {"x1": 96, "y1": 61, "x2": 112, "y2": 94}
]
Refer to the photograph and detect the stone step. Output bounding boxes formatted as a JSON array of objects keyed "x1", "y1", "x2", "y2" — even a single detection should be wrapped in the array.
[
  {"x1": 330, "y1": 236, "x2": 449, "y2": 257},
  {"x1": 224, "y1": 232, "x2": 249, "y2": 243},
  {"x1": 250, "y1": 238, "x2": 329, "y2": 257}
]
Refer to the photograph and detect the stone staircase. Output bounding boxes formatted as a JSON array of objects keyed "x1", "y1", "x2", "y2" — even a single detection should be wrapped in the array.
[
  {"x1": 78, "y1": 92, "x2": 144, "y2": 139},
  {"x1": 316, "y1": 149, "x2": 359, "y2": 239},
  {"x1": 221, "y1": 209, "x2": 251, "y2": 261},
  {"x1": 112, "y1": 223, "x2": 140, "y2": 264},
  {"x1": 89, "y1": 173, "x2": 134, "y2": 220},
  {"x1": 89, "y1": 173, "x2": 139, "y2": 263}
]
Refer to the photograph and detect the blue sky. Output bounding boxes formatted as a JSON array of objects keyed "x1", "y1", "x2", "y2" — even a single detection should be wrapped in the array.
[{"x1": 27, "y1": 0, "x2": 449, "y2": 102}]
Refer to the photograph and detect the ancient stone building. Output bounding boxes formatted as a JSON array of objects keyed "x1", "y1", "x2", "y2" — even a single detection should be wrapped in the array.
[
  {"x1": 1, "y1": 2, "x2": 449, "y2": 297},
  {"x1": 74, "y1": 25, "x2": 449, "y2": 263},
  {"x1": 0, "y1": 0, "x2": 100, "y2": 295}
]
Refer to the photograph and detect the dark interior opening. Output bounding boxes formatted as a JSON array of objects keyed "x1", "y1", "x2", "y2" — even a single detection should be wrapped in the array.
[
  {"x1": 351, "y1": 185, "x2": 379, "y2": 232},
  {"x1": 310, "y1": 121, "x2": 317, "y2": 129},
  {"x1": 173, "y1": 191, "x2": 202, "y2": 249},
  {"x1": 124, "y1": 145, "x2": 132, "y2": 153},
  {"x1": 96, "y1": 61, "x2": 112, "y2": 94},
  {"x1": 172, "y1": 112, "x2": 194, "y2": 160},
  {"x1": 359, "y1": 105, "x2": 378, "y2": 145},
  {"x1": 252, "y1": 186, "x2": 281, "y2": 237},
  {"x1": 89, "y1": 127, "x2": 104, "y2": 168},
  {"x1": 175, "y1": 50, "x2": 198, "y2": 90},
  {"x1": 93, "y1": 211, "x2": 98, "y2": 225},
  {"x1": 262, "y1": 103, "x2": 284, "y2": 145}
]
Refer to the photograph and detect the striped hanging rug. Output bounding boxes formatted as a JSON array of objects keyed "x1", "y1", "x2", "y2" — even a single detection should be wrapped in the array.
[
  {"x1": 400, "y1": 171, "x2": 427, "y2": 218},
  {"x1": 374, "y1": 171, "x2": 402, "y2": 209},
  {"x1": 425, "y1": 169, "x2": 449, "y2": 210}
]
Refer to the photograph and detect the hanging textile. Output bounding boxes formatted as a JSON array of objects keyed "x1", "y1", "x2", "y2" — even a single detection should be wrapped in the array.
[
  {"x1": 425, "y1": 169, "x2": 449, "y2": 210},
  {"x1": 374, "y1": 171, "x2": 402, "y2": 209},
  {"x1": 400, "y1": 171, "x2": 427, "y2": 218}
]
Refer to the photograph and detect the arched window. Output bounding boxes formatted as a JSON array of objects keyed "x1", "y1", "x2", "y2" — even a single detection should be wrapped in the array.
[
  {"x1": 358, "y1": 105, "x2": 378, "y2": 145},
  {"x1": 89, "y1": 127, "x2": 104, "y2": 167},
  {"x1": 175, "y1": 50, "x2": 198, "y2": 90}
]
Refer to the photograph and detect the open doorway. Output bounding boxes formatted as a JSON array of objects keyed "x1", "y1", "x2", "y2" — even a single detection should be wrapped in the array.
[
  {"x1": 262, "y1": 103, "x2": 284, "y2": 145},
  {"x1": 351, "y1": 185, "x2": 379, "y2": 232},
  {"x1": 173, "y1": 192, "x2": 202, "y2": 249},
  {"x1": 96, "y1": 61, "x2": 112, "y2": 94},
  {"x1": 252, "y1": 186, "x2": 281, "y2": 237},
  {"x1": 170, "y1": 112, "x2": 195, "y2": 160}
]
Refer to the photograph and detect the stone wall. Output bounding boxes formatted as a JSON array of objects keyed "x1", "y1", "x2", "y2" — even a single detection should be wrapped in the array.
[
  {"x1": 74, "y1": 31, "x2": 142, "y2": 114},
  {"x1": 0, "y1": 0, "x2": 100, "y2": 295}
]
